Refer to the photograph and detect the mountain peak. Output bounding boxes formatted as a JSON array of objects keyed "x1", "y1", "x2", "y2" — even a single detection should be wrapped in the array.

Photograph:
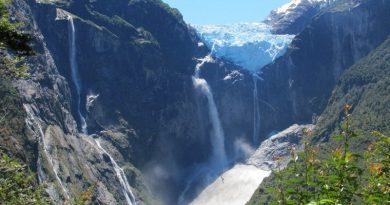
[
  {"x1": 265, "y1": 0, "x2": 337, "y2": 34},
  {"x1": 274, "y1": 0, "x2": 326, "y2": 14}
]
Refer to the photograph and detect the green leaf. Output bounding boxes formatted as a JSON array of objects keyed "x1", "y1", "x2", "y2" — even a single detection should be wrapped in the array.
[
  {"x1": 286, "y1": 188, "x2": 296, "y2": 194},
  {"x1": 332, "y1": 134, "x2": 343, "y2": 141},
  {"x1": 319, "y1": 199, "x2": 335, "y2": 203}
]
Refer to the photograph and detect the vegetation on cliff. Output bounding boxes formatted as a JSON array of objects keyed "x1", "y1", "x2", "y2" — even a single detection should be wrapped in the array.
[
  {"x1": 0, "y1": 0, "x2": 32, "y2": 160},
  {"x1": 0, "y1": 0, "x2": 33, "y2": 77},
  {"x1": 0, "y1": 150, "x2": 51, "y2": 204},
  {"x1": 248, "y1": 109, "x2": 389, "y2": 204},
  {"x1": 248, "y1": 36, "x2": 390, "y2": 205},
  {"x1": 314, "y1": 36, "x2": 390, "y2": 142},
  {"x1": 0, "y1": 0, "x2": 33, "y2": 160},
  {"x1": 269, "y1": 107, "x2": 389, "y2": 204},
  {"x1": 0, "y1": 0, "x2": 51, "y2": 204}
]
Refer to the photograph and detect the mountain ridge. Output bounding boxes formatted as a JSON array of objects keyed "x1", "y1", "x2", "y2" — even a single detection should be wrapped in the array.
[{"x1": 265, "y1": 0, "x2": 338, "y2": 34}]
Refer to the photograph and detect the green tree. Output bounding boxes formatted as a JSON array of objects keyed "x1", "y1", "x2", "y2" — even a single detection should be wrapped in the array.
[
  {"x1": 0, "y1": 151, "x2": 51, "y2": 205},
  {"x1": 271, "y1": 105, "x2": 389, "y2": 205},
  {"x1": 0, "y1": 0, "x2": 33, "y2": 77},
  {"x1": 363, "y1": 131, "x2": 390, "y2": 204},
  {"x1": 0, "y1": 1, "x2": 50, "y2": 204}
]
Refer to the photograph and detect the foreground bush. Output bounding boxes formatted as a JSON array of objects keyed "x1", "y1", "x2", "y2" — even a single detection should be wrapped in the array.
[
  {"x1": 271, "y1": 105, "x2": 389, "y2": 205},
  {"x1": 0, "y1": 150, "x2": 51, "y2": 204}
]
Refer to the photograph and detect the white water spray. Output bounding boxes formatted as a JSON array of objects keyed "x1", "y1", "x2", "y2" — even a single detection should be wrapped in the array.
[
  {"x1": 94, "y1": 139, "x2": 136, "y2": 205},
  {"x1": 68, "y1": 16, "x2": 87, "y2": 134},
  {"x1": 192, "y1": 48, "x2": 227, "y2": 168},
  {"x1": 23, "y1": 105, "x2": 69, "y2": 200}
]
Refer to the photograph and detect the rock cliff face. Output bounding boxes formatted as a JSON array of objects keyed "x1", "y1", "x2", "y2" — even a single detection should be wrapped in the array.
[
  {"x1": 8, "y1": 0, "x2": 248, "y2": 204},
  {"x1": 251, "y1": 0, "x2": 390, "y2": 140},
  {"x1": 4, "y1": 0, "x2": 390, "y2": 204},
  {"x1": 11, "y1": 0, "x2": 149, "y2": 203},
  {"x1": 247, "y1": 8, "x2": 390, "y2": 205},
  {"x1": 314, "y1": 35, "x2": 390, "y2": 140},
  {"x1": 247, "y1": 124, "x2": 314, "y2": 170}
]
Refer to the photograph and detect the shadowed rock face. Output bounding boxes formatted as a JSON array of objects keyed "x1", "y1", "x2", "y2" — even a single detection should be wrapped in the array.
[
  {"x1": 4, "y1": 0, "x2": 390, "y2": 204},
  {"x1": 254, "y1": 0, "x2": 390, "y2": 139}
]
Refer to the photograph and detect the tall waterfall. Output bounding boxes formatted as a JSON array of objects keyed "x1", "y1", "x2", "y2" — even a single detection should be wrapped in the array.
[
  {"x1": 67, "y1": 16, "x2": 87, "y2": 134},
  {"x1": 178, "y1": 51, "x2": 228, "y2": 204},
  {"x1": 192, "y1": 51, "x2": 227, "y2": 168},
  {"x1": 252, "y1": 74, "x2": 260, "y2": 144},
  {"x1": 24, "y1": 105, "x2": 69, "y2": 200},
  {"x1": 94, "y1": 139, "x2": 137, "y2": 205}
]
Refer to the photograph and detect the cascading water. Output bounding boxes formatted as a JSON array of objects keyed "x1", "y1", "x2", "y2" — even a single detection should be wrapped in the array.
[
  {"x1": 195, "y1": 23, "x2": 294, "y2": 146},
  {"x1": 23, "y1": 104, "x2": 69, "y2": 200},
  {"x1": 252, "y1": 74, "x2": 261, "y2": 144},
  {"x1": 67, "y1": 16, "x2": 87, "y2": 134},
  {"x1": 178, "y1": 49, "x2": 229, "y2": 205},
  {"x1": 192, "y1": 50, "x2": 227, "y2": 168},
  {"x1": 94, "y1": 139, "x2": 137, "y2": 205}
]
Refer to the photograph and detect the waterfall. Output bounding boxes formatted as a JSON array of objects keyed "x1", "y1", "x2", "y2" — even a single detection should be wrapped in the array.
[
  {"x1": 23, "y1": 105, "x2": 69, "y2": 200},
  {"x1": 179, "y1": 49, "x2": 228, "y2": 203},
  {"x1": 67, "y1": 16, "x2": 87, "y2": 134},
  {"x1": 192, "y1": 50, "x2": 227, "y2": 168},
  {"x1": 95, "y1": 139, "x2": 137, "y2": 205},
  {"x1": 252, "y1": 74, "x2": 261, "y2": 144}
]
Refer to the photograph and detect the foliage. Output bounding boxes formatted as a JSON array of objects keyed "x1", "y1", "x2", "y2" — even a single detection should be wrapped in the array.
[
  {"x1": 269, "y1": 105, "x2": 389, "y2": 205},
  {"x1": 314, "y1": 36, "x2": 390, "y2": 141},
  {"x1": 362, "y1": 131, "x2": 390, "y2": 204},
  {"x1": 1, "y1": 55, "x2": 28, "y2": 77},
  {"x1": 72, "y1": 185, "x2": 95, "y2": 205},
  {"x1": 248, "y1": 36, "x2": 390, "y2": 205},
  {"x1": 0, "y1": 144, "x2": 97, "y2": 205},
  {"x1": 0, "y1": 2, "x2": 48, "y2": 204},
  {"x1": 0, "y1": 0, "x2": 33, "y2": 78},
  {"x1": 0, "y1": 150, "x2": 51, "y2": 205},
  {"x1": 128, "y1": 0, "x2": 184, "y2": 22},
  {"x1": 0, "y1": 0, "x2": 34, "y2": 168}
]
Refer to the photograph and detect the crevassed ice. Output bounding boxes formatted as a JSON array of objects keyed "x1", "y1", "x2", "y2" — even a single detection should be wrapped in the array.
[{"x1": 193, "y1": 22, "x2": 294, "y2": 71}]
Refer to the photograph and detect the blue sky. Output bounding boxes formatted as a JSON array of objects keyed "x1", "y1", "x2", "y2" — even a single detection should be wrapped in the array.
[{"x1": 162, "y1": 0, "x2": 290, "y2": 25}]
